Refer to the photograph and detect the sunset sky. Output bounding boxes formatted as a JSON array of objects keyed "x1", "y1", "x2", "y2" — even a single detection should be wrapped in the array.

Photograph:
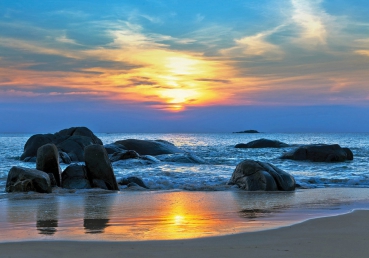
[{"x1": 1, "y1": 0, "x2": 368, "y2": 133}]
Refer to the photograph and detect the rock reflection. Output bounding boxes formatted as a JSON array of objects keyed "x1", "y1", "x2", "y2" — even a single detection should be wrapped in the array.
[
  {"x1": 36, "y1": 199, "x2": 59, "y2": 235},
  {"x1": 83, "y1": 194, "x2": 114, "y2": 234},
  {"x1": 232, "y1": 191, "x2": 296, "y2": 220}
]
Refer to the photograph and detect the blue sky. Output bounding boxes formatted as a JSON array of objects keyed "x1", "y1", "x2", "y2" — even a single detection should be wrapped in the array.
[{"x1": 0, "y1": 0, "x2": 368, "y2": 133}]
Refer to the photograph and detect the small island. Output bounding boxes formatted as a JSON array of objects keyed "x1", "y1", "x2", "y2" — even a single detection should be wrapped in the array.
[{"x1": 233, "y1": 130, "x2": 260, "y2": 134}]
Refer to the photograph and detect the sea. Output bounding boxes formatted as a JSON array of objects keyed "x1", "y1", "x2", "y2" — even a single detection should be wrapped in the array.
[{"x1": 0, "y1": 132, "x2": 368, "y2": 241}]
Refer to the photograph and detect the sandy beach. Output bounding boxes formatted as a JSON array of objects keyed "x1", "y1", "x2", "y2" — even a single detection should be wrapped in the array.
[{"x1": 0, "y1": 209, "x2": 368, "y2": 258}]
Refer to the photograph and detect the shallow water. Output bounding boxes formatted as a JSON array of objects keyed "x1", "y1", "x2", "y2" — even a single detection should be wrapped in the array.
[{"x1": 0, "y1": 188, "x2": 368, "y2": 242}]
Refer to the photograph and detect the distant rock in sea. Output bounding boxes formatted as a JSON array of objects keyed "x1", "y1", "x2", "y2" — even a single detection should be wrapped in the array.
[
  {"x1": 235, "y1": 138, "x2": 289, "y2": 148},
  {"x1": 20, "y1": 127, "x2": 103, "y2": 163},
  {"x1": 228, "y1": 159, "x2": 295, "y2": 191},
  {"x1": 281, "y1": 144, "x2": 353, "y2": 162},
  {"x1": 233, "y1": 130, "x2": 260, "y2": 133}
]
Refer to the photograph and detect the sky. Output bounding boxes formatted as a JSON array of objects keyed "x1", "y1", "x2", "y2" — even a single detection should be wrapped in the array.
[{"x1": 0, "y1": 0, "x2": 368, "y2": 133}]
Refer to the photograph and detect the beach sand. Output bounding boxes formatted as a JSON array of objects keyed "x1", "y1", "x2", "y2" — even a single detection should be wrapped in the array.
[{"x1": 0, "y1": 210, "x2": 368, "y2": 258}]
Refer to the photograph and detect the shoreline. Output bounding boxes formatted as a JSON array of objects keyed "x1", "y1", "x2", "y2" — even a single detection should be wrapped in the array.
[
  {"x1": 0, "y1": 188, "x2": 369, "y2": 243},
  {"x1": 1, "y1": 209, "x2": 368, "y2": 257}
]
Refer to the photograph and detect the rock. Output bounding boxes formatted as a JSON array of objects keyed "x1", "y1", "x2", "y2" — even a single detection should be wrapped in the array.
[
  {"x1": 36, "y1": 144, "x2": 62, "y2": 187},
  {"x1": 104, "y1": 143, "x2": 127, "y2": 154},
  {"x1": 6, "y1": 166, "x2": 52, "y2": 193},
  {"x1": 235, "y1": 139, "x2": 289, "y2": 148},
  {"x1": 20, "y1": 127, "x2": 102, "y2": 162},
  {"x1": 281, "y1": 144, "x2": 354, "y2": 162},
  {"x1": 110, "y1": 150, "x2": 140, "y2": 162},
  {"x1": 119, "y1": 176, "x2": 149, "y2": 189},
  {"x1": 156, "y1": 153, "x2": 207, "y2": 164},
  {"x1": 228, "y1": 159, "x2": 295, "y2": 191},
  {"x1": 84, "y1": 144, "x2": 119, "y2": 190},
  {"x1": 61, "y1": 164, "x2": 91, "y2": 189},
  {"x1": 113, "y1": 139, "x2": 184, "y2": 156},
  {"x1": 59, "y1": 151, "x2": 72, "y2": 164},
  {"x1": 233, "y1": 130, "x2": 260, "y2": 133},
  {"x1": 47, "y1": 173, "x2": 57, "y2": 187}
]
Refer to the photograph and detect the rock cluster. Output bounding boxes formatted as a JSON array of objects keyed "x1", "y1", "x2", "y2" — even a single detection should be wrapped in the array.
[
  {"x1": 7, "y1": 143, "x2": 119, "y2": 193},
  {"x1": 228, "y1": 159, "x2": 296, "y2": 191},
  {"x1": 20, "y1": 127, "x2": 103, "y2": 163},
  {"x1": 281, "y1": 144, "x2": 353, "y2": 162}
]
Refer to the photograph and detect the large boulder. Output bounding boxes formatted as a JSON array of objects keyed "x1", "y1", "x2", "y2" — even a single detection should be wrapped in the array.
[
  {"x1": 20, "y1": 127, "x2": 102, "y2": 162},
  {"x1": 84, "y1": 144, "x2": 119, "y2": 190},
  {"x1": 281, "y1": 144, "x2": 353, "y2": 162},
  {"x1": 113, "y1": 139, "x2": 184, "y2": 156},
  {"x1": 235, "y1": 138, "x2": 289, "y2": 148},
  {"x1": 61, "y1": 164, "x2": 91, "y2": 189},
  {"x1": 6, "y1": 166, "x2": 52, "y2": 193},
  {"x1": 36, "y1": 144, "x2": 62, "y2": 187},
  {"x1": 228, "y1": 159, "x2": 295, "y2": 191}
]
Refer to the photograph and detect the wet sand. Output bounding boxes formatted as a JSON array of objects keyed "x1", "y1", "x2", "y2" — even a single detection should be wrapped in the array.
[{"x1": 1, "y1": 210, "x2": 368, "y2": 258}]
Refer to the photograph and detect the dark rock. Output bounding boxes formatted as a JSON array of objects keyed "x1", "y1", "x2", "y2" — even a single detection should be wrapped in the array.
[
  {"x1": 110, "y1": 150, "x2": 140, "y2": 162},
  {"x1": 92, "y1": 179, "x2": 109, "y2": 190},
  {"x1": 228, "y1": 159, "x2": 295, "y2": 191},
  {"x1": 84, "y1": 144, "x2": 119, "y2": 190},
  {"x1": 20, "y1": 134, "x2": 55, "y2": 161},
  {"x1": 119, "y1": 176, "x2": 149, "y2": 189},
  {"x1": 281, "y1": 144, "x2": 353, "y2": 162},
  {"x1": 6, "y1": 166, "x2": 52, "y2": 193},
  {"x1": 36, "y1": 144, "x2": 62, "y2": 187},
  {"x1": 61, "y1": 164, "x2": 91, "y2": 189},
  {"x1": 47, "y1": 173, "x2": 57, "y2": 187},
  {"x1": 20, "y1": 127, "x2": 102, "y2": 162},
  {"x1": 156, "y1": 153, "x2": 207, "y2": 164},
  {"x1": 235, "y1": 139, "x2": 289, "y2": 148},
  {"x1": 113, "y1": 139, "x2": 184, "y2": 156},
  {"x1": 104, "y1": 143, "x2": 127, "y2": 154},
  {"x1": 233, "y1": 130, "x2": 260, "y2": 133},
  {"x1": 59, "y1": 151, "x2": 72, "y2": 164}
]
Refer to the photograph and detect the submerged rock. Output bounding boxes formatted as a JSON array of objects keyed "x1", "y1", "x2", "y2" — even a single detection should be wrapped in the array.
[
  {"x1": 228, "y1": 159, "x2": 295, "y2": 191},
  {"x1": 6, "y1": 166, "x2": 52, "y2": 193},
  {"x1": 20, "y1": 126, "x2": 103, "y2": 162},
  {"x1": 36, "y1": 143, "x2": 62, "y2": 187},
  {"x1": 156, "y1": 153, "x2": 207, "y2": 164},
  {"x1": 235, "y1": 138, "x2": 289, "y2": 148},
  {"x1": 113, "y1": 139, "x2": 184, "y2": 156},
  {"x1": 84, "y1": 144, "x2": 119, "y2": 190},
  {"x1": 281, "y1": 144, "x2": 353, "y2": 162}
]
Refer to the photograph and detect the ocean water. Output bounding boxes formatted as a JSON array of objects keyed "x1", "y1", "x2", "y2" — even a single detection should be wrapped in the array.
[
  {"x1": 1, "y1": 132, "x2": 368, "y2": 191},
  {"x1": 0, "y1": 132, "x2": 369, "y2": 241}
]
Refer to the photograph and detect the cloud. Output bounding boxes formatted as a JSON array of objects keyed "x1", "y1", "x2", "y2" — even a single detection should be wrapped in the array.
[{"x1": 290, "y1": 0, "x2": 331, "y2": 47}]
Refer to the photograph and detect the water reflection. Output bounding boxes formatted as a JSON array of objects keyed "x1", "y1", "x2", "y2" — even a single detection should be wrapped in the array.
[
  {"x1": 83, "y1": 194, "x2": 114, "y2": 234},
  {"x1": 36, "y1": 198, "x2": 59, "y2": 235},
  {"x1": 231, "y1": 191, "x2": 296, "y2": 220}
]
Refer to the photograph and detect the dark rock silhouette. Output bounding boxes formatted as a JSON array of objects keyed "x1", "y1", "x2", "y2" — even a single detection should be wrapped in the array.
[
  {"x1": 36, "y1": 143, "x2": 62, "y2": 187},
  {"x1": 20, "y1": 127, "x2": 103, "y2": 162},
  {"x1": 228, "y1": 159, "x2": 295, "y2": 191},
  {"x1": 281, "y1": 144, "x2": 354, "y2": 162},
  {"x1": 84, "y1": 144, "x2": 119, "y2": 190},
  {"x1": 235, "y1": 138, "x2": 289, "y2": 148},
  {"x1": 110, "y1": 150, "x2": 140, "y2": 162},
  {"x1": 61, "y1": 164, "x2": 91, "y2": 189},
  {"x1": 113, "y1": 139, "x2": 184, "y2": 156},
  {"x1": 233, "y1": 130, "x2": 260, "y2": 133},
  {"x1": 6, "y1": 166, "x2": 52, "y2": 193},
  {"x1": 119, "y1": 176, "x2": 149, "y2": 189}
]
